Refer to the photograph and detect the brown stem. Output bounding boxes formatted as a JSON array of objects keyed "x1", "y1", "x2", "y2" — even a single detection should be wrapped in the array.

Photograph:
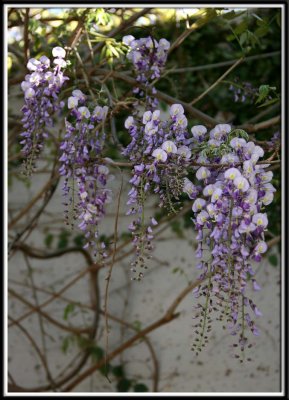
[
  {"x1": 238, "y1": 115, "x2": 281, "y2": 132},
  {"x1": 23, "y1": 8, "x2": 30, "y2": 65},
  {"x1": 189, "y1": 57, "x2": 244, "y2": 106}
]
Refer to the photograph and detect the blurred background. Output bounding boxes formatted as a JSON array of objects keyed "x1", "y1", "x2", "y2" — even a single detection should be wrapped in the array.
[{"x1": 7, "y1": 6, "x2": 282, "y2": 393}]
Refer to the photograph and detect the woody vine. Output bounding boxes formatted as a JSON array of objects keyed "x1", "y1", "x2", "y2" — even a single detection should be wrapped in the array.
[{"x1": 8, "y1": 7, "x2": 281, "y2": 393}]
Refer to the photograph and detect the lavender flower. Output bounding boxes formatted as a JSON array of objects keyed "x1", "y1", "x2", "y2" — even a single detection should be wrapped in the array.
[
  {"x1": 189, "y1": 122, "x2": 275, "y2": 359},
  {"x1": 59, "y1": 90, "x2": 111, "y2": 258},
  {"x1": 20, "y1": 47, "x2": 69, "y2": 175}
]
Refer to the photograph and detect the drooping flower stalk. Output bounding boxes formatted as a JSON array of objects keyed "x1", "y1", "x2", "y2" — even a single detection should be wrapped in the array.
[
  {"x1": 20, "y1": 47, "x2": 69, "y2": 175},
  {"x1": 188, "y1": 124, "x2": 275, "y2": 359},
  {"x1": 59, "y1": 89, "x2": 112, "y2": 258}
]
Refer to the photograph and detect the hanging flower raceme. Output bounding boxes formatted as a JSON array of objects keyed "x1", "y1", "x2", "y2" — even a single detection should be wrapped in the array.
[
  {"x1": 124, "y1": 104, "x2": 197, "y2": 280},
  {"x1": 59, "y1": 89, "x2": 112, "y2": 259},
  {"x1": 186, "y1": 123, "x2": 275, "y2": 360},
  {"x1": 19, "y1": 47, "x2": 69, "y2": 175},
  {"x1": 122, "y1": 35, "x2": 170, "y2": 109}
]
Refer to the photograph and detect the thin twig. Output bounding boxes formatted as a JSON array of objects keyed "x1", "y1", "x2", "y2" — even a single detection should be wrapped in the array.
[
  {"x1": 189, "y1": 57, "x2": 244, "y2": 106},
  {"x1": 104, "y1": 172, "x2": 124, "y2": 381},
  {"x1": 168, "y1": 51, "x2": 280, "y2": 74},
  {"x1": 23, "y1": 8, "x2": 30, "y2": 65}
]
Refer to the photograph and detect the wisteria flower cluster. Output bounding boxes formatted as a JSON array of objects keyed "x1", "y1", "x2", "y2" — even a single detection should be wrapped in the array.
[
  {"x1": 20, "y1": 47, "x2": 69, "y2": 175},
  {"x1": 18, "y1": 39, "x2": 277, "y2": 360},
  {"x1": 184, "y1": 124, "x2": 275, "y2": 360},
  {"x1": 229, "y1": 78, "x2": 259, "y2": 103},
  {"x1": 124, "y1": 104, "x2": 197, "y2": 280},
  {"x1": 59, "y1": 89, "x2": 112, "y2": 259},
  {"x1": 123, "y1": 35, "x2": 170, "y2": 109}
]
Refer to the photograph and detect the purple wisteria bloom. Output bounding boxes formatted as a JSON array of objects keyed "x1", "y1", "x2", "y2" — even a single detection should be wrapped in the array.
[
  {"x1": 59, "y1": 90, "x2": 111, "y2": 258},
  {"x1": 20, "y1": 47, "x2": 69, "y2": 175}
]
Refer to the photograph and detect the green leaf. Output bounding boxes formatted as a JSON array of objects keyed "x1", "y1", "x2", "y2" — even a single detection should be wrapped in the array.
[
  {"x1": 222, "y1": 10, "x2": 236, "y2": 20},
  {"x1": 99, "y1": 363, "x2": 111, "y2": 376},
  {"x1": 73, "y1": 234, "x2": 85, "y2": 247},
  {"x1": 254, "y1": 25, "x2": 269, "y2": 38},
  {"x1": 255, "y1": 84, "x2": 270, "y2": 104},
  {"x1": 61, "y1": 336, "x2": 74, "y2": 354},
  {"x1": 57, "y1": 230, "x2": 70, "y2": 249},
  {"x1": 132, "y1": 320, "x2": 142, "y2": 331},
  {"x1": 44, "y1": 233, "x2": 54, "y2": 249},
  {"x1": 134, "y1": 383, "x2": 149, "y2": 392},
  {"x1": 268, "y1": 254, "x2": 278, "y2": 267},
  {"x1": 276, "y1": 12, "x2": 281, "y2": 28},
  {"x1": 239, "y1": 31, "x2": 248, "y2": 47},
  {"x1": 107, "y1": 44, "x2": 120, "y2": 58},
  {"x1": 234, "y1": 20, "x2": 248, "y2": 35},
  {"x1": 112, "y1": 365, "x2": 124, "y2": 378},
  {"x1": 90, "y1": 346, "x2": 104, "y2": 361},
  {"x1": 63, "y1": 303, "x2": 75, "y2": 320},
  {"x1": 117, "y1": 378, "x2": 131, "y2": 392},
  {"x1": 257, "y1": 98, "x2": 279, "y2": 108},
  {"x1": 170, "y1": 220, "x2": 184, "y2": 238}
]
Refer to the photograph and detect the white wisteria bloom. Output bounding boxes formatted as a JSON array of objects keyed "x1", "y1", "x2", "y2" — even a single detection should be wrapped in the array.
[
  {"x1": 152, "y1": 148, "x2": 167, "y2": 162},
  {"x1": 87, "y1": 204, "x2": 98, "y2": 214},
  {"x1": 210, "y1": 123, "x2": 231, "y2": 140},
  {"x1": 183, "y1": 178, "x2": 196, "y2": 196},
  {"x1": 161, "y1": 140, "x2": 177, "y2": 154},
  {"x1": 124, "y1": 116, "x2": 134, "y2": 129},
  {"x1": 252, "y1": 213, "x2": 268, "y2": 228},
  {"x1": 208, "y1": 139, "x2": 221, "y2": 147},
  {"x1": 53, "y1": 58, "x2": 67, "y2": 68},
  {"x1": 142, "y1": 111, "x2": 152, "y2": 124},
  {"x1": 245, "y1": 188, "x2": 258, "y2": 205},
  {"x1": 221, "y1": 153, "x2": 239, "y2": 164},
  {"x1": 211, "y1": 188, "x2": 223, "y2": 203},
  {"x1": 83, "y1": 211, "x2": 92, "y2": 222},
  {"x1": 233, "y1": 176, "x2": 250, "y2": 192},
  {"x1": 196, "y1": 166, "x2": 211, "y2": 180},
  {"x1": 177, "y1": 146, "x2": 191, "y2": 159},
  {"x1": 203, "y1": 184, "x2": 214, "y2": 196},
  {"x1": 132, "y1": 51, "x2": 142, "y2": 63},
  {"x1": 24, "y1": 88, "x2": 36, "y2": 99},
  {"x1": 238, "y1": 221, "x2": 256, "y2": 234},
  {"x1": 93, "y1": 106, "x2": 102, "y2": 119},
  {"x1": 44, "y1": 71, "x2": 55, "y2": 84},
  {"x1": 29, "y1": 72, "x2": 42, "y2": 85},
  {"x1": 169, "y1": 104, "x2": 184, "y2": 117},
  {"x1": 145, "y1": 121, "x2": 158, "y2": 136},
  {"x1": 224, "y1": 167, "x2": 241, "y2": 180},
  {"x1": 27, "y1": 58, "x2": 41, "y2": 71},
  {"x1": 259, "y1": 171, "x2": 273, "y2": 183},
  {"x1": 196, "y1": 210, "x2": 209, "y2": 225},
  {"x1": 191, "y1": 125, "x2": 207, "y2": 139},
  {"x1": 243, "y1": 160, "x2": 255, "y2": 176},
  {"x1": 98, "y1": 165, "x2": 109, "y2": 175},
  {"x1": 68, "y1": 96, "x2": 79, "y2": 109},
  {"x1": 52, "y1": 46, "x2": 66, "y2": 58},
  {"x1": 122, "y1": 35, "x2": 135, "y2": 46},
  {"x1": 260, "y1": 191, "x2": 274, "y2": 205},
  {"x1": 230, "y1": 137, "x2": 246, "y2": 149},
  {"x1": 159, "y1": 38, "x2": 170, "y2": 50},
  {"x1": 78, "y1": 106, "x2": 91, "y2": 119},
  {"x1": 21, "y1": 81, "x2": 31, "y2": 91},
  {"x1": 250, "y1": 145, "x2": 265, "y2": 163},
  {"x1": 39, "y1": 55, "x2": 49, "y2": 66},
  {"x1": 192, "y1": 198, "x2": 206, "y2": 212},
  {"x1": 255, "y1": 241, "x2": 268, "y2": 254},
  {"x1": 80, "y1": 191, "x2": 88, "y2": 200},
  {"x1": 206, "y1": 203, "x2": 216, "y2": 217},
  {"x1": 72, "y1": 89, "x2": 86, "y2": 101},
  {"x1": 152, "y1": 110, "x2": 160, "y2": 120},
  {"x1": 263, "y1": 182, "x2": 276, "y2": 193}
]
